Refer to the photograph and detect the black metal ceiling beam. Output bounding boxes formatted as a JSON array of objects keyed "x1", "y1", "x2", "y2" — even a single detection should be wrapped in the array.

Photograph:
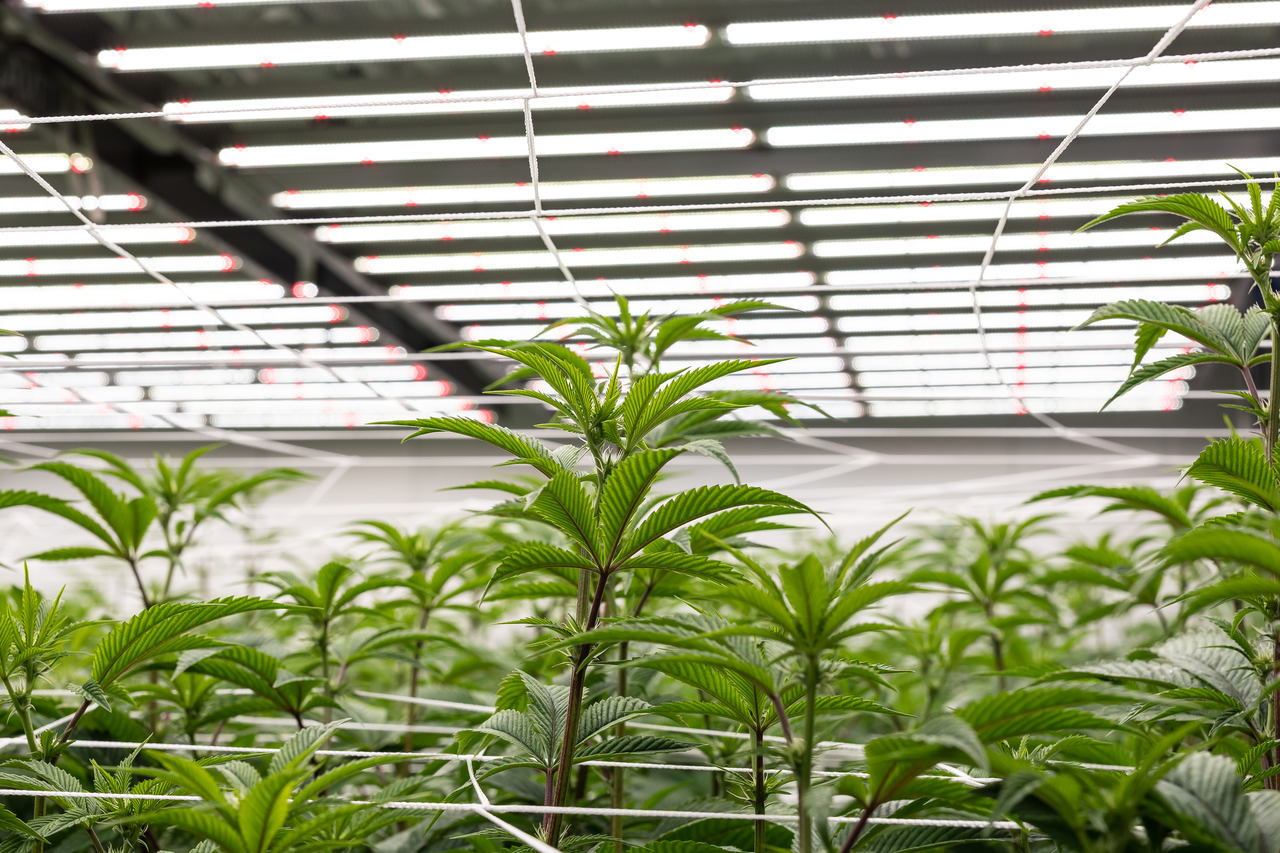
[{"x1": 0, "y1": 5, "x2": 500, "y2": 396}]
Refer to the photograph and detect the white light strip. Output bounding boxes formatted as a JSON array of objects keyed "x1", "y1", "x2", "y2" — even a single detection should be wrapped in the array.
[
  {"x1": 840, "y1": 310, "x2": 1096, "y2": 334},
  {"x1": 99, "y1": 25, "x2": 711, "y2": 71},
  {"x1": 866, "y1": 395, "x2": 1181, "y2": 417},
  {"x1": 317, "y1": 210, "x2": 789, "y2": 243},
  {"x1": 825, "y1": 255, "x2": 1246, "y2": 287},
  {"x1": 0, "y1": 305, "x2": 344, "y2": 333},
  {"x1": 786, "y1": 156, "x2": 1280, "y2": 192},
  {"x1": 465, "y1": 316, "x2": 829, "y2": 341},
  {"x1": 725, "y1": 3, "x2": 1280, "y2": 45},
  {"x1": 112, "y1": 368, "x2": 257, "y2": 387},
  {"x1": 34, "y1": 326, "x2": 375, "y2": 352},
  {"x1": 857, "y1": 364, "x2": 1193, "y2": 388},
  {"x1": 0, "y1": 386, "x2": 144, "y2": 404},
  {"x1": 436, "y1": 294, "x2": 818, "y2": 323},
  {"x1": 856, "y1": 380, "x2": 1188, "y2": 399},
  {"x1": 31, "y1": 0, "x2": 373, "y2": 13},
  {"x1": 391, "y1": 272, "x2": 817, "y2": 302},
  {"x1": 207, "y1": 409, "x2": 493, "y2": 429},
  {"x1": 768, "y1": 107, "x2": 1280, "y2": 149},
  {"x1": 71, "y1": 345, "x2": 403, "y2": 364},
  {"x1": 0, "y1": 194, "x2": 146, "y2": 215},
  {"x1": 179, "y1": 398, "x2": 471, "y2": 415},
  {"x1": 0, "y1": 255, "x2": 237, "y2": 277},
  {"x1": 829, "y1": 283, "x2": 1228, "y2": 312},
  {"x1": 273, "y1": 175, "x2": 774, "y2": 210},
  {"x1": 0, "y1": 225, "x2": 193, "y2": 247},
  {"x1": 749, "y1": 57, "x2": 1280, "y2": 101},
  {"x1": 0, "y1": 371, "x2": 109, "y2": 389},
  {"x1": 165, "y1": 82, "x2": 733, "y2": 124},
  {"x1": 258, "y1": 364, "x2": 429, "y2": 383},
  {"x1": 0, "y1": 153, "x2": 90, "y2": 175},
  {"x1": 356, "y1": 242, "x2": 804, "y2": 274},
  {"x1": 0, "y1": 281, "x2": 284, "y2": 310},
  {"x1": 0, "y1": 110, "x2": 30, "y2": 133},
  {"x1": 844, "y1": 329, "x2": 1194, "y2": 354},
  {"x1": 852, "y1": 347, "x2": 1175, "y2": 373},
  {"x1": 813, "y1": 227, "x2": 1219, "y2": 259},
  {"x1": 220, "y1": 128, "x2": 754, "y2": 168},
  {"x1": 148, "y1": 380, "x2": 451, "y2": 401}
]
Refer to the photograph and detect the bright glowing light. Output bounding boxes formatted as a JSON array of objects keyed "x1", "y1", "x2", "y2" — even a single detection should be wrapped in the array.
[
  {"x1": 72, "y1": 345, "x2": 403, "y2": 365},
  {"x1": 725, "y1": 4, "x2": 1280, "y2": 44},
  {"x1": 839, "y1": 310, "x2": 1095, "y2": 334},
  {"x1": 0, "y1": 305, "x2": 343, "y2": 333},
  {"x1": 463, "y1": 316, "x2": 828, "y2": 341},
  {"x1": 867, "y1": 393, "x2": 1182, "y2": 418},
  {"x1": 0, "y1": 386, "x2": 143, "y2": 404},
  {"x1": 825, "y1": 256, "x2": 1247, "y2": 288},
  {"x1": 260, "y1": 365, "x2": 429, "y2": 383},
  {"x1": 829, "y1": 283, "x2": 1229, "y2": 312},
  {"x1": 165, "y1": 82, "x2": 733, "y2": 123},
  {"x1": 392, "y1": 272, "x2": 816, "y2": 302},
  {"x1": 207, "y1": 407, "x2": 491, "y2": 430},
  {"x1": 749, "y1": 58, "x2": 1280, "y2": 101},
  {"x1": 34, "y1": 326, "x2": 374, "y2": 351},
  {"x1": 853, "y1": 348, "x2": 1173, "y2": 372},
  {"x1": 30, "y1": 0, "x2": 356, "y2": 10},
  {"x1": 787, "y1": 156, "x2": 1280, "y2": 192},
  {"x1": 220, "y1": 128, "x2": 754, "y2": 168},
  {"x1": 437, "y1": 294, "x2": 818, "y2": 322},
  {"x1": 0, "y1": 194, "x2": 147, "y2": 215},
  {"x1": 812, "y1": 228, "x2": 1219, "y2": 259},
  {"x1": 0, "y1": 256, "x2": 237, "y2": 277},
  {"x1": 357, "y1": 242, "x2": 803, "y2": 274},
  {"x1": 0, "y1": 153, "x2": 89, "y2": 175},
  {"x1": 0, "y1": 371, "x2": 108, "y2": 389},
  {"x1": 317, "y1": 210, "x2": 789, "y2": 244},
  {"x1": 149, "y1": 380, "x2": 450, "y2": 401},
  {"x1": 844, "y1": 329, "x2": 1194, "y2": 354},
  {"x1": 0, "y1": 110, "x2": 30, "y2": 132},
  {"x1": 113, "y1": 369, "x2": 257, "y2": 386},
  {"x1": 0, "y1": 281, "x2": 283, "y2": 310},
  {"x1": 857, "y1": 365, "x2": 1192, "y2": 387},
  {"x1": 273, "y1": 175, "x2": 774, "y2": 210},
  {"x1": 100, "y1": 25, "x2": 711, "y2": 71},
  {"x1": 0, "y1": 225, "x2": 193, "y2": 248},
  {"x1": 768, "y1": 108, "x2": 1280, "y2": 148}
]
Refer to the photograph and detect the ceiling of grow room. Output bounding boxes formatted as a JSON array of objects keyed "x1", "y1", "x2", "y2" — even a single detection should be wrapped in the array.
[{"x1": 0, "y1": 0, "x2": 1276, "y2": 450}]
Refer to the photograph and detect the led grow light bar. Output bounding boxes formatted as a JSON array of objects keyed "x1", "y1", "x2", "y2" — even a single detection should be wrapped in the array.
[
  {"x1": 164, "y1": 83, "x2": 734, "y2": 124},
  {"x1": 0, "y1": 110, "x2": 30, "y2": 132},
  {"x1": 272, "y1": 175, "x2": 775, "y2": 210},
  {"x1": 466, "y1": 317, "x2": 829, "y2": 341},
  {"x1": 219, "y1": 128, "x2": 754, "y2": 168},
  {"x1": 355, "y1": 242, "x2": 804, "y2": 274},
  {"x1": 839, "y1": 310, "x2": 1095, "y2": 334},
  {"x1": 844, "y1": 329, "x2": 1193, "y2": 354},
  {"x1": 829, "y1": 284, "x2": 1229, "y2": 312},
  {"x1": 812, "y1": 228, "x2": 1219, "y2": 259},
  {"x1": 799, "y1": 196, "x2": 1257, "y2": 228},
  {"x1": 0, "y1": 305, "x2": 344, "y2": 333},
  {"x1": 316, "y1": 210, "x2": 789, "y2": 243},
  {"x1": 856, "y1": 380, "x2": 1188, "y2": 399},
  {"x1": 30, "y1": 0, "x2": 371, "y2": 12},
  {"x1": 0, "y1": 194, "x2": 146, "y2": 215},
  {"x1": 749, "y1": 57, "x2": 1280, "y2": 101},
  {"x1": 98, "y1": 25, "x2": 712, "y2": 71},
  {"x1": 436, "y1": 294, "x2": 819, "y2": 323},
  {"x1": 724, "y1": 3, "x2": 1280, "y2": 45},
  {"x1": 825, "y1": 256, "x2": 1247, "y2": 287},
  {"x1": 0, "y1": 225, "x2": 194, "y2": 247},
  {"x1": 148, "y1": 380, "x2": 451, "y2": 401},
  {"x1": 390, "y1": 273, "x2": 818, "y2": 302},
  {"x1": 0, "y1": 281, "x2": 284, "y2": 310},
  {"x1": 0, "y1": 153, "x2": 91, "y2": 175},
  {"x1": 33, "y1": 326, "x2": 374, "y2": 351},
  {"x1": 70, "y1": 345, "x2": 403, "y2": 364},
  {"x1": 785, "y1": 157, "x2": 1280, "y2": 192},
  {"x1": 857, "y1": 364, "x2": 1194, "y2": 387},
  {"x1": 0, "y1": 256, "x2": 237, "y2": 276},
  {"x1": 852, "y1": 348, "x2": 1176, "y2": 373},
  {"x1": 767, "y1": 107, "x2": 1280, "y2": 148},
  {"x1": 867, "y1": 394, "x2": 1182, "y2": 418}
]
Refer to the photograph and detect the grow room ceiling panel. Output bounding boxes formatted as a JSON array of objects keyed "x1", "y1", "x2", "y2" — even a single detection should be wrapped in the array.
[{"x1": 0, "y1": 0, "x2": 1276, "y2": 439}]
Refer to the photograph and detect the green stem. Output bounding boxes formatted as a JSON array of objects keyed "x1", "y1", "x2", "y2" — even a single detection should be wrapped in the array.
[
  {"x1": 319, "y1": 623, "x2": 333, "y2": 725},
  {"x1": 84, "y1": 826, "x2": 108, "y2": 853},
  {"x1": 1267, "y1": 316, "x2": 1280, "y2": 463},
  {"x1": 543, "y1": 571, "x2": 610, "y2": 845},
  {"x1": 797, "y1": 655, "x2": 820, "y2": 853},
  {"x1": 0, "y1": 672, "x2": 38, "y2": 753},
  {"x1": 754, "y1": 726, "x2": 768, "y2": 853},
  {"x1": 611, "y1": 645, "x2": 627, "y2": 852},
  {"x1": 126, "y1": 557, "x2": 152, "y2": 610}
]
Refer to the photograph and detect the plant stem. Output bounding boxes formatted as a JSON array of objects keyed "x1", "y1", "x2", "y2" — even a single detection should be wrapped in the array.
[
  {"x1": 543, "y1": 570, "x2": 610, "y2": 845},
  {"x1": 84, "y1": 826, "x2": 108, "y2": 853},
  {"x1": 1267, "y1": 316, "x2": 1280, "y2": 463},
  {"x1": 754, "y1": 726, "x2": 768, "y2": 853},
  {"x1": 797, "y1": 655, "x2": 820, "y2": 853},
  {"x1": 838, "y1": 807, "x2": 874, "y2": 853},
  {"x1": 0, "y1": 672, "x2": 38, "y2": 753},
  {"x1": 126, "y1": 557, "x2": 152, "y2": 610},
  {"x1": 611, "y1": 648, "x2": 627, "y2": 852},
  {"x1": 1272, "y1": 626, "x2": 1280, "y2": 791},
  {"x1": 402, "y1": 607, "x2": 431, "y2": 775}
]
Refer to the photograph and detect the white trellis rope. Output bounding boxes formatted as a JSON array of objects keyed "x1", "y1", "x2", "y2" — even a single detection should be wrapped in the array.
[
  {"x1": 0, "y1": 786, "x2": 1023, "y2": 830},
  {"x1": 5, "y1": 46, "x2": 1280, "y2": 127},
  {"x1": 962, "y1": 0, "x2": 1212, "y2": 459}
]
